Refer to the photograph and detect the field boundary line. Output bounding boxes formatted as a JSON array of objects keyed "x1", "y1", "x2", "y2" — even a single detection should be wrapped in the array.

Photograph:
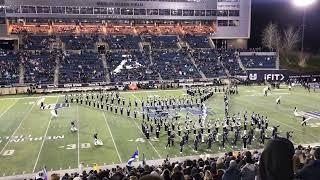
[
  {"x1": 0, "y1": 99, "x2": 19, "y2": 120},
  {"x1": 102, "y1": 112, "x2": 122, "y2": 163},
  {"x1": 129, "y1": 93, "x2": 162, "y2": 159},
  {"x1": 0, "y1": 97, "x2": 39, "y2": 155},
  {"x1": 0, "y1": 95, "x2": 65, "y2": 101},
  {"x1": 32, "y1": 97, "x2": 60, "y2": 173}
]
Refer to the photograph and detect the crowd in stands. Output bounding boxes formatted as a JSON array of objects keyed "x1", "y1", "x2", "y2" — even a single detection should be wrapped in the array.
[
  {"x1": 59, "y1": 51, "x2": 105, "y2": 83},
  {"x1": 143, "y1": 35, "x2": 179, "y2": 49},
  {"x1": 240, "y1": 55, "x2": 277, "y2": 69},
  {"x1": 183, "y1": 35, "x2": 211, "y2": 49},
  {"x1": 22, "y1": 35, "x2": 56, "y2": 50},
  {"x1": 23, "y1": 51, "x2": 56, "y2": 84},
  {"x1": 0, "y1": 32, "x2": 278, "y2": 85},
  {"x1": 0, "y1": 50, "x2": 20, "y2": 85},
  {"x1": 61, "y1": 35, "x2": 98, "y2": 50},
  {"x1": 151, "y1": 50, "x2": 201, "y2": 80},
  {"x1": 33, "y1": 138, "x2": 320, "y2": 180},
  {"x1": 108, "y1": 51, "x2": 157, "y2": 82},
  {"x1": 105, "y1": 36, "x2": 141, "y2": 50},
  {"x1": 192, "y1": 49, "x2": 226, "y2": 78},
  {"x1": 219, "y1": 50, "x2": 245, "y2": 76}
]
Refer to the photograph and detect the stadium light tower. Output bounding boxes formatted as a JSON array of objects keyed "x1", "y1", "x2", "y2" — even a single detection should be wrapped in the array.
[{"x1": 292, "y1": 0, "x2": 316, "y2": 61}]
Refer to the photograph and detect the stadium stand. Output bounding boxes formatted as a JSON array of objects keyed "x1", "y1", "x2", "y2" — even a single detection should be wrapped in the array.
[
  {"x1": 23, "y1": 51, "x2": 56, "y2": 84},
  {"x1": 192, "y1": 49, "x2": 226, "y2": 78},
  {"x1": 22, "y1": 35, "x2": 56, "y2": 50},
  {"x1": 240, "y1": 54, "x2": 277, "y2": 69},
  {"x1": 151, "y1": 50, "x2": 201, "y2": 80},
  {"x1": 219, "y1": 49, "x2": 245, "y2": 76},
  {"x1": 0, "y1": 50, "x2": 20, "y2": 85},
  {"x1": 143, "y1": 35, "x2": 179, "y2": 49},
  {"x1": 107, "y1": 51, "x2": 156, "y2": 82},
  {"x1": 59, "y1": 51, "x2": 105, "y2": 83},
  {"x1": 183, "y1": 35, "x2": 212, "y2": 49},
  {"x1": 0, "y1": 32, "x2": 281, "y2": 85},
  {"x1": 61, "y1": 35, "x2": 98, "y2": 50},
  {"x1": 105, "y1": 35, "x2": 141, "y2": 50}
]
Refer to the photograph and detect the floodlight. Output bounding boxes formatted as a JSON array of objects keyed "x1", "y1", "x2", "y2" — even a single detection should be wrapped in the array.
[{"x1": 293, "y1": 0, "x2": 316, "y2": 7}]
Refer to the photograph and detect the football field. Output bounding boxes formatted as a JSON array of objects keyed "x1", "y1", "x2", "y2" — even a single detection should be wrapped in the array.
[{"x1": 0, "y1": 86, "x2": 320, "y2": 177}]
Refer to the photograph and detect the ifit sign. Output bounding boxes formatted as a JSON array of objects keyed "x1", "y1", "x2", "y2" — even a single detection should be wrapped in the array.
[
  {"x1": 247, "y1": 70, "x2": 289, "y2": 82},
  {"x1": 264, "y1": 74, "x2": 285, "y2": 81}
]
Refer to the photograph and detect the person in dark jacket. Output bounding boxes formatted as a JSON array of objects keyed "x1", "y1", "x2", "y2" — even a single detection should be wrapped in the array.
[
  {"x1": 222, "y1": 160, "x2": 241, "y2": 180},
  {"x1": 296, "y1": 147, "x2": 320, "y2": 180},
  {"x1": 259, "y1": 137, "x2": 294, "y2": 180}
]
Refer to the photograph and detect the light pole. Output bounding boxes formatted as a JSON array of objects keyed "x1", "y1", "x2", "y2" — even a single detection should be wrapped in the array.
[{"x1": 292, "y1": 0, "x2": 316, "y2": 61}]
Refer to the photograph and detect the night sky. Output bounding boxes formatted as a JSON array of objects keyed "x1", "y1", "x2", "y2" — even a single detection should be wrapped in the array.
[{"x1": 249, "y1": 0, "x2": 320, "y2": 53}]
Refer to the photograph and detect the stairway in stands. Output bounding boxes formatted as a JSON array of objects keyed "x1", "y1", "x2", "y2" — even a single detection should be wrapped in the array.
[
  {"x1": 186, "y1": 50, "x2": 207, "y2": 79},
  {"x1": 219, "y1": 58, "x2": 231, "y2": 77},
  {"x1": 101, "y1": 54, "x2": 111, "y2": 83},
  {"x1": 236, "y1": 54, "x2": 247, "y2": 74},
  {"x1": 18, "y1": 62, "x2": 25, "y2": 84},
  {"x1": 53, "y1": 52, "x2": 60, "y2": 85}
]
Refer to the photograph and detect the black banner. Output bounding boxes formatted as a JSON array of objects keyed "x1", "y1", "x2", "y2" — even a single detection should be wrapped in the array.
[
  {"x1": 247, "y1": 70, "x2": 291, "y2": 82},
  {"x1": 247, "y1": 70, "x2": 320, "y2": 82}
]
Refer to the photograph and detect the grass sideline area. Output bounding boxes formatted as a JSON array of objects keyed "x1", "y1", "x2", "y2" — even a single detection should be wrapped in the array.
[{"x1": 0, "y1": 86, "x2": 320, "y2": 177}]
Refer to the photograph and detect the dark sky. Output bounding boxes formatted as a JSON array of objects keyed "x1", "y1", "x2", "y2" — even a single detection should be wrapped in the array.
[{"x1": 249, "y1": 0, "x2": 320, "y2": 53}]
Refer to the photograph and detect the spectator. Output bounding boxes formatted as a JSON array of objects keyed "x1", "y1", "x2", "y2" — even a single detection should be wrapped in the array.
[
  {"x1": 259, "y1": 137, "x2": 294, "y2": 180},
  {"x1": 161, "y1": 169, "x2": 171, "y2": 180},
  {"x1": 204, "y1": 170, "x2": 213, "y2": 180},
  {"x1": 240, "y1": 152, "x2": 257, "y2": 180},
  {"x1": 296, "y1": 147, "x2": 320, "y2": 180},
  {"x1": 222, "y1": 160, "x2": 241, "y2": 180},
  {"x1": 50, "y1": 173, "x2": 60, "y2": 180}
]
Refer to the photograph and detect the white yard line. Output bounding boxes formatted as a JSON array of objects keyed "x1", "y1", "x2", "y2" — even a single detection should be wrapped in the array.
[
  {"x1": 0, "y1": 97, "x2": 39, "y2": 155},
  {"x1": 0, "y1": 99, "x2": 19, "y2": 120},
  {"x1": 77, "y1": 104, "x2": 80, "y2": 166},
  {"x1": 32, "y1": 97, "x2": 60, "y2": 173},
  {"x1": 102, "y1": 112, "x2": 122, "y2": 163},
  {"x1": 130, "y1": 92, "x2": 162, "y2": 159}
]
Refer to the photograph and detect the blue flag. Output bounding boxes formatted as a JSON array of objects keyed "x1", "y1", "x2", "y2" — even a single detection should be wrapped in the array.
[
  {"x1": 36, "y1": 167, "x2": 48, "y2": 180},
  {"x1": 127, "y1": 150, "x2": 139, "y2": 166}
]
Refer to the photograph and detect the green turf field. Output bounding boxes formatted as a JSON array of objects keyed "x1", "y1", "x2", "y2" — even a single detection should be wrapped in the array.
[{"x1": 0, "y1": 86, "x2": 320, "y2": 177}]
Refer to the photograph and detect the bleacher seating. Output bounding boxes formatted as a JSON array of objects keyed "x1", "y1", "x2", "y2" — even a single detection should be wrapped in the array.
[
  {"x1": 105, "y1": 35, "x2": 141, "y2": 50},
  {"x1": 61, "y1": 35, "x2": 98, "y2": 50},
  {"x1": 240, "y1": 55, "x2": 277, "y2": 69},
  {"x1": 107, "y1": 51, "x2": 156, "y2": 82},
  {"x1": 220, "y1": 50, "x2": 245, "y2": 76},
  {"x1": 183, "y1": 35, "x2": 211, "y2": 49},
  {"x1": 23, "y1": 51, "x2": 55, "y2": 84},
  {"x1": 59, "y1": 51, "x2": 105, "y2": 83},
  {"x1": 0, "y1": 50, "x2": 20, "y2": 85},
  {"x1": 22, "y1": 35, "x2": 56, "y2": 50},
  {"x1": 192, "y1": 49, "x2": 226, "y2": 78},
  {"x1": 143, "y1": 35, "x2": 179, "y2": 49},
  {"x1": 151, "y1": 50, "x2": 201, "y2": 80},
  {"x1": 0, "y1": 32, "x2": 279, "y2": 85}
]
